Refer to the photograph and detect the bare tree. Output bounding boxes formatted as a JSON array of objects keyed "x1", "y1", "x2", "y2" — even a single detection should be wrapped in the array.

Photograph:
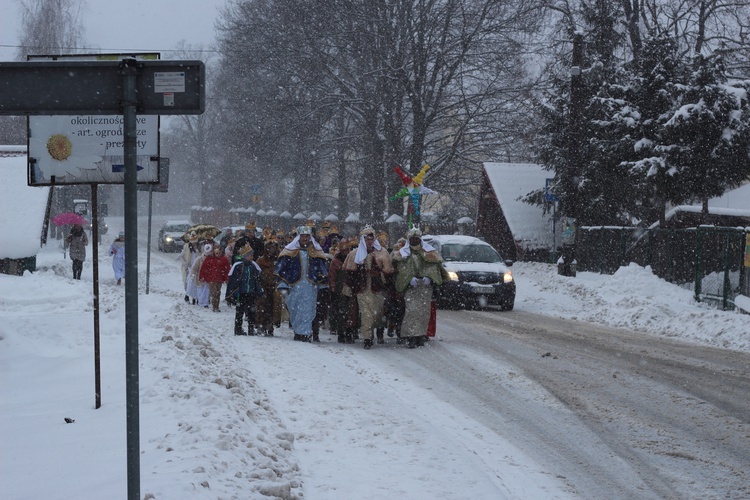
[
  {"x1": 0, "y1": 0, "x2": 87, "y2": 145},
  {"x1": 159, "y1": 42, "x2": 224, "y2": 207},
  {"x1": 16, "y1": 0, "x2": 87, "y2": 58},
  {"x1": 212, "y1": 0, "x2": 546, "y2": 222}
]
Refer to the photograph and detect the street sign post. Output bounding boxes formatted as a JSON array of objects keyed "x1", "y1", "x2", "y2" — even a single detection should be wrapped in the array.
[
  {"x1": 0, "y1": 59, "x2": 204, "y2": 115},
  {"x1": 0, "y1": 58, "x2": 204, "y2": 500}
]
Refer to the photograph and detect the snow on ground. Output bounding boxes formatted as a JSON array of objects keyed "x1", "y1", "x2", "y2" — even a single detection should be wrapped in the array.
[{"x1": 1, "y1": 216, "x2": 748, "y2": 499}]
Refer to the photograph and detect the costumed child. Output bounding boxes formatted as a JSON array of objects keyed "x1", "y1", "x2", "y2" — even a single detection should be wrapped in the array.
[
  {"x1": 189, "y1": 242, "x2": 213, "y2": 308},
  {"x1": 180, "y1": 230, "x2": 201, "y2": 303},
  {"x1": 199, "y1": 243, "x2": 231, "y2": 312},
  {"x1": 226, "y1": 242, "x2": 263, "y2": 336},
  {"x1": 109, "y1": 231, "x2": 126, "y2": 285}
]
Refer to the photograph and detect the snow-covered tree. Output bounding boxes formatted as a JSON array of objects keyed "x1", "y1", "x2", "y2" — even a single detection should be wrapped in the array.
[{"x1": 660, "y1": 54, "x2": 750, "y2": 214}]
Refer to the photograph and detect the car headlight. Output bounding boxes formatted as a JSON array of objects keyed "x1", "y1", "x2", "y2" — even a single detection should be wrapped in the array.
[
  {"x1": 165, "y1": 236, "x2": 173, "y2": 243},
  {"x1": 503, "y1": 271, "x2": 513, "y2": 283},
  {"x1": 447, "y1": 271, "x2": 459, "y2": 281}
]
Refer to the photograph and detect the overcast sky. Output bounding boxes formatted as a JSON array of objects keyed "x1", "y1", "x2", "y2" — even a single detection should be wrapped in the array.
[{"x1": 0, "y1": 0, "x2": 225, "y2": 61}]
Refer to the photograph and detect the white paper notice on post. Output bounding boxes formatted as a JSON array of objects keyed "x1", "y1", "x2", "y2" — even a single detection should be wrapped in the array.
[{"x1": 154, "y1": 72, "x2": 186, "y2": 93}]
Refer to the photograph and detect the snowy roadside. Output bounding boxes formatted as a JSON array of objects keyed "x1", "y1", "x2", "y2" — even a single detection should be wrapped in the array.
[
  {"x1": 1, "y1": 222, "x2": 748, "y2": 499},
  {"x1": 513, "y1": 261, "x2": 749, "y2": 353},
  {"x1": 1, "y1": 238, "x2": 571, "y2": 499}
]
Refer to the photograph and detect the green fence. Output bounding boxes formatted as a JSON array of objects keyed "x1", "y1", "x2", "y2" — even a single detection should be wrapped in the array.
[{"x1": 577, "y1": 226, "x2": 749, "y2": 310}]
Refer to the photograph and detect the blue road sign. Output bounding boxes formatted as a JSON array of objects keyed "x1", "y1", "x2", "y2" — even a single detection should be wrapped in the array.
[{"x1": 112, "y1": 164, "x2": 144, "y2": 173}]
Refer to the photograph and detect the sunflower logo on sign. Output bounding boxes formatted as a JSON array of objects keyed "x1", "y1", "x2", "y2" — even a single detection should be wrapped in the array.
[{"x1": 29, "y1": 121, "x2": 104, "y2": 181}]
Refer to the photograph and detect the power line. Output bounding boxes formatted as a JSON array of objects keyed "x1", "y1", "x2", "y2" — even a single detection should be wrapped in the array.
[{"x1": 0, "y1": 43, "x2": 219, "y2": 54}]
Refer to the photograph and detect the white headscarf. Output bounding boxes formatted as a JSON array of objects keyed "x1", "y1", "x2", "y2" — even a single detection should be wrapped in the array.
[
  {"x1": 399, "y1": 237, "x2": 435, "y2": 258},
  {"x1": 203, "y1": 243, "x2": 213, "y2": 255},
  {"x1": 354, "y1": 235, "x2": 383, "y2": 264},
  {"x1": 284, "y1": 233, "x2": 323, "y2": 252}
]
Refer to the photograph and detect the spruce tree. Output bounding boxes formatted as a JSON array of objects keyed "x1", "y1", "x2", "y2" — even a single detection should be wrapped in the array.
[{"x1": 660, "y1": 54, "x2": 750, "y2": 216}]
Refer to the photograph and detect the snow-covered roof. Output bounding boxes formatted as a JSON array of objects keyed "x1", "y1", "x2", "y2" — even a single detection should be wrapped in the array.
[
  {"x1": 659, "y1": 182, "x2": 750, "y2": 227},
  {"x1": 0, "y1": 149, "x2": 50, "y2": 259},
  {"x1": 705, "y1": 182, "x2": 750, "y2": 211},
  {"x1": 483, "y1": 162, "x2": 554, "y2": 249}
]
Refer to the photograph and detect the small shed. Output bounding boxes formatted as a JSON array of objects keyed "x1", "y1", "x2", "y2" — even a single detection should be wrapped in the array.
[
  {"x1": 0, "y1": 146, "x2": 51, "y2": 275},
  {"x1": 477, "y1": 162, "x2": 554, "y2": 261}
]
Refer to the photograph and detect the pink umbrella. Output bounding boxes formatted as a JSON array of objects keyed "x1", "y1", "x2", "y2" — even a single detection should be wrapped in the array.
[{"x1": 51, "y1": 212, "x2": 88, "y2": 226}]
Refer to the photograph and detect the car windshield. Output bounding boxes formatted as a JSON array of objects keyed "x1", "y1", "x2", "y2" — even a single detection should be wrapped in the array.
[
  {"x1": 166, "y1": 224, "x2": 191, "y2": 232},
  {"x1": 439, "y1": 243, "x2": 502, "y2": 263}
]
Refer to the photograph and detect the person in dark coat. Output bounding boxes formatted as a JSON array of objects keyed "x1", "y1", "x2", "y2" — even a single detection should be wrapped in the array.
[
  {"x1": 244, "y1": 220, "x2": 265, "y2": 258},
  {"x1": 65, "y1": 224, "x2": 88, "y2": 280},
  {"x1": 255, "y1": 240, "x2": 281, "y2": 336},
  {"x1": 329, "y1": 237, "x2": 357, "y2": 343},
  {"x1": 226, "y1": 242, "x2": 264, "y2": 336}
]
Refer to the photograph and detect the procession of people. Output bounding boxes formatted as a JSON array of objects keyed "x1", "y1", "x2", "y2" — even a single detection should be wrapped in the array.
[{"x1": 179, "y1": 219, "x2": 447, "y2": 349}]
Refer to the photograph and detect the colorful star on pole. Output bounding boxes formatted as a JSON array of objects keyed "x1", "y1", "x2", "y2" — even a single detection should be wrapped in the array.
[{"x1": 389, "y1": 164, "x2": 437, "y2": 225}]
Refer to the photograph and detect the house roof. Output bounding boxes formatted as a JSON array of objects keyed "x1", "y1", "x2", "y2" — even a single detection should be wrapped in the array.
[
  {"x1": 659, "y1": 182, "x2": 750, "y2": 228},
  {"x1": 0, "y1": 147, "x2": 50, "y2": 259},
  {"x1": 482, "y1": 162, "x2": 554, "y2": 249}
]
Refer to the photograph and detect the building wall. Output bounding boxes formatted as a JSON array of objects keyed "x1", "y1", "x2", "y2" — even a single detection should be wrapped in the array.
[{"x1": 476, "y1": 171, "x2": 516, "y2": 260}]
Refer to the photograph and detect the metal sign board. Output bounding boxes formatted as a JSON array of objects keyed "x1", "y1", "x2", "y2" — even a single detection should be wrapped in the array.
[
  {"x1": 0, "y1": 59, "x2": 205, "y2": 115},
  {"x1": 137, "y1": 157, "x2": 170, "y2": 193},
  {"x1": 25, "y1": 54, "x2": 160, "y2": 186},
  {"x1": 27, "y1": 114, "x2": 159, "y2": 185}
]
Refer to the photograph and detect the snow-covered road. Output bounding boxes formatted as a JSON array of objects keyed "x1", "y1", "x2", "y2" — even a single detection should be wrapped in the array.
[{"x1": 2, "y1": 215, "x2": 748, "y2": 499}]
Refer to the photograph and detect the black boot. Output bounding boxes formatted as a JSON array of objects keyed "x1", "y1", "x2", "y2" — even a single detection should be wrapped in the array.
[
  {"x1": 407, "y1": 337, "x2": 416, "y2": 349},
  {"x1": 376, "y1": 328, "x2": 385, "y2": 344},
  {"x1": 184, "y1": 294, "x2": 189, "y2": 302},
  {"x1": 235, "y1": 312, "x2": 246, "y2": 335},
  {"x1": 363, "y1": 339, "x2": 373, "y2": 350},
  {"x1": 337, "y1": 333, "x2": 346, "y2": 343},
  {"x1": 312, "y1": 321, "x2": 320, "y2": 342}
]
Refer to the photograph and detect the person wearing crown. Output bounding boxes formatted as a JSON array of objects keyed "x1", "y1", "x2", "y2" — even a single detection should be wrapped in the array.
[
  {"x1": 321, "y1": 224, "x2": 340, "y2": 254},
  {"x1": 343, "y1": 224, "x2": 394, "y2": 349},
  {"x1": 392, "y1": 226, "x2": 446, "y2": 348},
  {"x1": 275, "y1": 225, "x2": 329, "y2": 342}
]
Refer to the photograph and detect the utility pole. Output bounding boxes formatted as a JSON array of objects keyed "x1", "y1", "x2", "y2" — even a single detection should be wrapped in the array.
[{"x1": 559, "y1": 32, "x2": 584, "y2": 277}]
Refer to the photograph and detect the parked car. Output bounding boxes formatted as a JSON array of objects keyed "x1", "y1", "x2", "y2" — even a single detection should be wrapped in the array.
[
  {"x1": 158, "y1": 220, "x2": 192, "y2": 252},
  {"x1": 422, "y1": 234, "x2": 515, "y2": 311},
  {"x1": 83, "y1": 217, "x2": 108, "y2": 235}
]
